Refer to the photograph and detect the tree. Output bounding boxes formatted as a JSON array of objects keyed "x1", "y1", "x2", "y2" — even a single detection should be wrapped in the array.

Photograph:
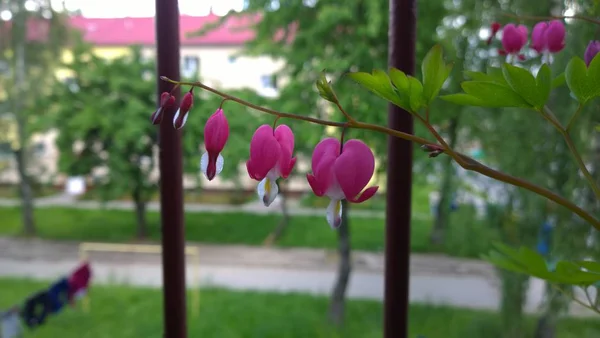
[
  {"x1": 0, "y1": 0, "x2": 70, "y2": 235},
  {"x1": 43, "y1": 44, "x2": 198, "y2": 239}
]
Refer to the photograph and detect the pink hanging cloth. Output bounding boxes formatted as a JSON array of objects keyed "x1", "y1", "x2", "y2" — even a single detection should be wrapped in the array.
[{"x1": 67, "y1": 262, "x2": 92, "y2": 303}]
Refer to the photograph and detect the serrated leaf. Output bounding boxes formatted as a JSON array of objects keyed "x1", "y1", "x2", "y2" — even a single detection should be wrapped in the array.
[
  {"x1": 459, "y1": 81, "x2": 531, "y2": 108},
  {"x1": 501, "y1": 64, "x2": 538, "y2": 108},
  {"x1": 421, "y1": 44, "x2": 452, "y2": 104}
]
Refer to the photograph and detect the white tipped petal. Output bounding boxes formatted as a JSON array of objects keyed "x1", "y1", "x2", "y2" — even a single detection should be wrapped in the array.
[
  {"x1": 257, "y1": 177, "x2": 279, "y2": 207},
  {"x1": 326, "y1": 199, "x2": 343, "y2": 229},
  {"x1": 173, "y1": 108, "x2": 181, "y2": 128},
  {"x1": 181, "y1": 110, "x2": 189, "y2": 127},
  {"x1": 215, "y1": 153, "x2": 224, "y2": 175},
  {"x1": 200, "y1": 152, "x2": 209, "y2": 176},
  {"x1": 200, "y1": 152, "x2": 225, "y2": 179}
]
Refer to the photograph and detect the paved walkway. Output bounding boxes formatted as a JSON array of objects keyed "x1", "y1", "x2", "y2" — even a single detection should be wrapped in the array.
[
  {"x1": 0, "y1": 237, "x2": 595, "y2": 316},
  {"x1": 0, "y1": 194, "x2": 432, "y2": 220}
]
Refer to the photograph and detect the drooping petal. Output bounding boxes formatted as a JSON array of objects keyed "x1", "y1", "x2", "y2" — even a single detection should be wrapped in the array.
[
  {"x1": 351, "y1": 186, "x2": 379, "y2": 203},
  {"x1": 502, "y1": 24, "x2": 526, "y2": 54},
  {"x1": 257, "y1": 177, "x2": 279, "y2": 207},
  {"x1": 173, "y1": 92, "x2": 194, "y2": 130},
  {"x1": 531, "y1": 21, "x2": 548, "y2": 53},
  {"x1": 274, "y1": 124, "x2": 294, "y2": 154},
  {"x1": 200, "y1": 152, "x2": 224, "y2": 180},
  {"x1": 333, "y1": 139, "x2": 376, "y2": 202},
  {"x1": 585, "y1": 40, "x2": 600, "y2": 67},
  {"x1": 517, "y1": 25, "x2": 529, "y2": 47},
  {"x1": 307, "y1": 174, "x2": 324, "y2": 197},
  {"x1": 204, "y1": 109, "x2": 230, "y2": 153},
  {"x1": 326, "y1": 199, "x2": 343, "y2": 229},
  {"x1": 545, "y1": 20, "x2": 565, "y2": 53},
  {"x1": 246, "y1": 125, "x2": 281, "y2": 181},
  {"x1": 274, "y1": 124, "x2": 296, "y2": 178},
  {"x1": 151, "y1": 107, "x2": 163, "y2": 125},
  {"x1": 311, "y1": 138, "x2": 340, "y2": 171}
]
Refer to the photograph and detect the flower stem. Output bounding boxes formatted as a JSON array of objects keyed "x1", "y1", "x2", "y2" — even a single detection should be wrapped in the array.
[{"x1": 161, "y1": 76, "x2": 600, "y2": 231}]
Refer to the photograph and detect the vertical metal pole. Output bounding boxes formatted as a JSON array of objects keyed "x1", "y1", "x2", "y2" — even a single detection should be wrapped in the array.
[
  {"x1": 384, "y1": 0, "x2": 416, "y2": 337},
  {"x1": 155, "y1": 1, "x2": 187, "y2": 337}
]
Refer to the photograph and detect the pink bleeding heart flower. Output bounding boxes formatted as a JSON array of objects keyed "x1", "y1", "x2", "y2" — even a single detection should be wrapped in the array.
[
  {"x1": 151, "y1": 92, "x2": 175, "y2": 125},
  {"x1": 200, "y1": 108, "x2": 229, "y2": 181},
  {"x1": 246, "y1": 124, "x2": 296, "y2": 207},
  {"x1": 584, "y1": 40, "x2": 600, "y2": 67},
  {"x1": 531, "y1": 20, "x2": 565, "y2": 63},
  {"x1": 173, "y1": 90, "x2": 194, "y2": 130},
  {"x1": 306, "y1": 138, "x2": 379, "y2": 229},
  {"x1": 499, "y1": 24, "x2": 528, "y2": 62}
]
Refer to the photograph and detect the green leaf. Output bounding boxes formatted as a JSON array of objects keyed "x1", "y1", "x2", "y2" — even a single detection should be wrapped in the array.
[
  {"x1": 460, "y1": 81, "x2": 531, "y2": 108},
  {"x1": 535, "y1": 64, "x2": 552, "y2": 108},
  {"x1": 407, "y1": 76, "x2": 425, "y2": 112},
  {"x1": 501, "y1": 64, "x2": 539, "y2": 108},
  {"x1": 389, "y1": 67, "x2": 409, "y2": 92},
  {"x1": 552, "y1": 72, "x2": 566, "y2": 89},
  {"x1": 565, "y1": 56, "x2": 600, "y2": 105},
  {"x1": 421, "y1": 44, "x2": 452, "y2": 104},
  {"x1": 347, "y1": 70, "x2": 407, "y2": 110},
  {"x1": 440, "y1": 93, "x2": 487, "y2": 106},
  {"x1": 574, "y1": 260, "x2": 600, "y2": 273},
  {"x1": 315, "y1": 72, "x2": 337, "y2": 103}
]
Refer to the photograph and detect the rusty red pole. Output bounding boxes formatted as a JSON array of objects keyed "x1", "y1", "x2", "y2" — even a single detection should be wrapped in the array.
[
  {"x1": 155, "y1": 1, "x2": 187, "y2": 337},
  {"x1": 384, "y1": 0, "x2": 416, "y2": 337}
]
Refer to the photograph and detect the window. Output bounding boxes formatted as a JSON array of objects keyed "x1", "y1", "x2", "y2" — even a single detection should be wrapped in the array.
[
  {"x1": 260, "y1": 74, "x2": 278, "y2": 89},
  {"x1": 182, "y1": 56, "x2": 200, "y2": 77}
]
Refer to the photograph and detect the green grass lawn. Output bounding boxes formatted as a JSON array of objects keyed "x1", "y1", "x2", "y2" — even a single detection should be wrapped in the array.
[
  {"x1": 0, "y1": 278, "x2": 598, "y2": 338},
  {"x1": 0, "y1": 205, "x2": 497, "y2": 257}
]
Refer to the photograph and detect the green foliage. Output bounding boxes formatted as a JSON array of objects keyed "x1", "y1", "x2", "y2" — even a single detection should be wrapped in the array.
[
  {"x1": 421, "y1": 45, "x2": 453, "y2": 104},
  {"x1": 565, "y1": 54, "x2": 600, "y2": 105},
  {"x1": 316, "y1": 73, "x2": 337, "y2": 103},
  {"x1": 484, "y1": 242, "x2": 600, "y2": 285},
  {"x1": 501, "y1": 63, "x2": 551, "y2": 110}
]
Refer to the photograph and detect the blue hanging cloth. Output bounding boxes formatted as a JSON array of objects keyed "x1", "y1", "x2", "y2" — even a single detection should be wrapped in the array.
[
  {"x1": 20, "y1": 291, "x2": 52, "y2": 329},
  {"x1": 536, "y1": 221, "x2": 553, "y2": 257},
  {"x1": 47, "y1": 278, "x2": 70, "y2": 314}
]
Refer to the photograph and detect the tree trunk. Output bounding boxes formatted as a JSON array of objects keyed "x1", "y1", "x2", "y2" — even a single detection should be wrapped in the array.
[
  {"x1": 132, "y1": 187, "x2": 148, "y2": 239},
  {"x1": 263, "y1": 181, "x2": 290, "y2": 246},
  {"x1": 14, "y1": 149, "x2": 35, "y2": 236},
  {"x1": 13, "y1": 0, "x2": 35, "y2": 236},
  {"x1": 429, "y1": 116, "x2": 459, "y2": 245},
  {"x1": 328, "y1": 200, "x2": 351, "y2": 326}
]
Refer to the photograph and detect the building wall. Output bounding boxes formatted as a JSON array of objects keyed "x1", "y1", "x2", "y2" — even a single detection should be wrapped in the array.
[{"x1": 1, "y1": 44, "x2": 308, "y2": 192}]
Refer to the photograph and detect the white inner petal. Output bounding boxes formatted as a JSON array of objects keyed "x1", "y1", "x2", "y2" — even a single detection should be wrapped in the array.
[
  {"x1": 326, "y1": 199, "x2": 343, "y2": 229},
  {"x1": 215, "y1": 153, "x2": 224, "y2": 175},
  {"x1": 181, "y1": 110, "x2": 189, "y2": 128},
  {"x1": 173, "y1": 108, "x2": 181, "y2": 128},
  {"x1": 199, "y1": 152, "x2": 225, "y2": 178},
  {"x1": 257, "y1": 177, "x2": 279, "y2": 207},
  {"x1": 200, "y1": 152, "x2": 208, "y2": 175}
]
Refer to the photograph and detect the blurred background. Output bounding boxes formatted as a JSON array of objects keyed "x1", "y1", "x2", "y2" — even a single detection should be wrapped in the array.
[{"x1": 1, "y1": 0, "x2": 600, "y2": 337}]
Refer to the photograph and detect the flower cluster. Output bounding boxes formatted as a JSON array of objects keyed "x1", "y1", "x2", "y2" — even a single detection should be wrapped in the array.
[
  {"x1": 489, "y1": 20, "x2": 566, "y2": 63},
  {"x1": 151, "y1": 93, "x2": 379, "y2": 229}
]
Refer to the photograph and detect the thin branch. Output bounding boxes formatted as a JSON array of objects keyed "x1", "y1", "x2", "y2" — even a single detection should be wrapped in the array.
[
  {"x1": 541, "y1": 106, "x2": 600, "y2": 200},
  {"x1": 499, "y1": 12, "x2": 600, "y2": 26},
  {"x1": 567, "y1": 104, "x2": 583, "y2": 132},
  {"x1": 161, "y1": 77, "x2": 600, "y2": 231},
  {"x1": 554, "y1": 285, "x2": 600, "y2": 315}
]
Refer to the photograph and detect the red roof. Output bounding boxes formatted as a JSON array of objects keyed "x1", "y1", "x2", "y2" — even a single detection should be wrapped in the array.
[{"x1": 68, "y1": 14, "x2": 260, "y2": 46}]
